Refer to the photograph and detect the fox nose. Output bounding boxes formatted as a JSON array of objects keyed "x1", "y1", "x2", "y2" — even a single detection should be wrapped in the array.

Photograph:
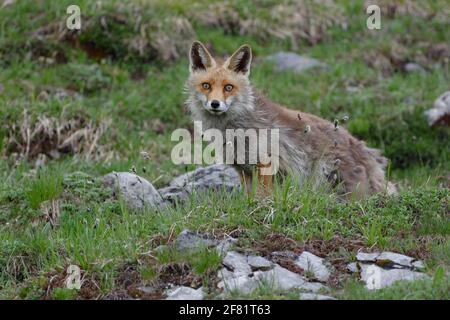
[{"x1": 210, "y1": 100, "x2": 220, "y2": 109}]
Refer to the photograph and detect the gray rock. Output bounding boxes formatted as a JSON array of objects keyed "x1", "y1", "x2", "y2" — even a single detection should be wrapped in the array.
[
  {"x1": 347, "y1": 262, "x2": 359, "y2": 273},
  {"x1": 102, "y1": 172, "x2": 165, "y2": 210},
  {"x1": 345, "y1": 86, "x2": 361, "y2": 94},
  {"x1": 295, "y1": 251, "x2": 331, "y2": 282},
  {"x1": 218, "y1": 264, "x2": 325, "y2": 295},
  {"x1": 412, "y1": 260, "x2": 426, "y2": 271},
  {"x1": 299, "y1": 293, "x2": 337, "y2": 300},
  {"x1": 404, "y1": 62, "x2": 425, "y2": 73},
  {"x1": 424, "y1": 91, "x2": 450, "y2": 127},
  {"x1": 174, "y1": 229, "x2": 218, "y2": 251},
  {"x1": 215, "y1": 237, "x2": 237, "y2": 256},
  {"x1": 158, "y1": 164, "x2": 241, "y2": 203},
  {"x1": 376, "y1": 251, "x2": 415, "y2": 268},
  {"x1": 136, "y1": 286, "x2": 156, "y2": 294},
  {"x1": 265, "y1": 52, "x2": 328, "y2": 74},
  {"x1": 247, "y1": 255, "x2": 273, "y2": 271},
  {"x1": 217, "y1": 274, "x2": 259, "y2": 295},
  {"x1": 356, "y1": 252, "x2": 380, "y2": 262},
  {"x1": 254, "y1": 265, "x2": 324, "y2": 292},
  {"x1": 222, "y1": 251, "x2": 252, "y2": 276},
  {"x1": 165, "y1": 286, "x2": 204, "y2": 300},
  {"x1": 217, "y1": 267, "x2": 236, "y2": 280},
  {"x1": 360, "y1": 264, "x2": 429, "y2": 290}
]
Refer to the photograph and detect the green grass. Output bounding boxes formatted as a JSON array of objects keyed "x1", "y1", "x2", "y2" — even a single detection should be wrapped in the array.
[
  {"x1": 0, "y1": 0, "x2": 449, "y2": 300},
  {"x1": 25, "y1": 168, "x2": 63, "y2": 210}
]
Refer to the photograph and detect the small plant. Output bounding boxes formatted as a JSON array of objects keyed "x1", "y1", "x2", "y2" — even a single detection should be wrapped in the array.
[
  {"x1": 25, "y1": 169, "x2": 63, "y2": 210},
  {"x1": 52, "y1": 287, "x2": 77, "y2": 300}
]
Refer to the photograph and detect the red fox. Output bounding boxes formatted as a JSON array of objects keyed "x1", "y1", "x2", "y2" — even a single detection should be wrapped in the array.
[{"x1": 185, "y1": 41, "x2": 396, "y2": 199}]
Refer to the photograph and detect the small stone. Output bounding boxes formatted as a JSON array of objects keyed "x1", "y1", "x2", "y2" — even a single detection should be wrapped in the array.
[
  {"x1": 136, "y1": 286, "x2": 156, "y2": 294},
  {"x1": 265, "y1": 52, "x2": 328, "y2": 74},
  {"x1": 2, "y1": 0, "x2": 16, "y2": 8},
  {"x1": 299, "y1": 293, "x2": 337, "y2": 300},
  {"x1": 254, "y1": 265, "x2": 324, "y2": 292},
  {"x1": 412, "y1": 260, "x2": 426, "y2": 271},
  {"x1": 222, "y1": 251, "x2": 252, "y2": 276},
  {"x1": 174, "y1": 229, "x2": 218, "y2": 252},
  {"x1": 345, "y1": 86, "x2": 360, "y2": 94},
  {"x1": 247, "y1": 256, "x2": 273, "y2": 271},
  {"x1": 217, "y1": 267, "x2": 235, "y2": 280},
  {"x1": 215, "y1": 237, "x2": 237, "y2": 256},
  {"x1": 404, "y1": 62, "x2": 425, "y2": 73},
  {"x1": 376, "y1": 252, "x2": 415, "y2": 268},
  {"x1": 424, "y1": 91, "x2": 450, "y2": 127},
  {"x1": 102, "y1": 172, "x2": 165, "y2": 210},
  {"x1": 360, "y1": 264, "x2": 429, "y2": 290},
  {"x1": 295, "y1": 251, "x2": 331, "y2": 282},
  {"x1": 356, "y1": 252, "x2": 380, "y2": 262},
  {"x1": 347, "y1": 262, "x2": 359, "y2": 273},
  {"x1": 165, "y1": 286, "x2": 204, "y2": 300},
  {"x1": 158, "y1": 164, "x2": 241, "y2": 203},
  {"x1": 217, "y1": 275, "x2": 258, "y2": 295}
]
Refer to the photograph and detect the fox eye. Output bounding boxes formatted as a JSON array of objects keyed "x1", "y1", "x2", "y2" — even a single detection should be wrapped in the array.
[
  {"x1": 202, "y1": 83, "x2": 210, "y2": 90},
  {"x1": 224, "y1": 84, "x2": 233, "y2": 92}
]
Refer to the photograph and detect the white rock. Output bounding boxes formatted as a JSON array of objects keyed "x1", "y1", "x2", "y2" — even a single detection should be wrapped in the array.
[
  {"x1": 215, "y1": 237, "x2": 237, "y2": 256},
  {"x1": 265, "y1": 52, "x2": 328, "y2": 73},
  {"x1": 217, "y1": 267, "x2": 235, "y2": 280},
  {"x1": 360, "y1": 264, "x2": 429, "y2": 290},
  {"x1": 412, "y1": 260, "x2": 425, "y2": 271},
  {"x1": 424, "y1": 91, "x2": 450, "y2": 127},
  {"x1": 137, "y1": 286, "x2": 156, "y2": 294},
  {"x1": 376, "y1": 251, "x2": 415, "y2": 268},
  {"x1": 347, "y1": 262, "x2": 359, "y2": 273},
  {"x1": 295, "y1": 251, "x2": 331, "y2": 282},
  {"x1": 158, "y1": 164, "x2": 241, "y2": 203},
  {"x1": 217, "y1": 275, "x2": 259, "y2": 295},
  {"x1": 102, "y1": 172, "x2": 165, "y2": 210},
  {"x1": 165, "y1": 286, "x2": 204, "y2": 300},
  {"x1": 174, "y1": 229, "x2": 218, "y2": 251},
  {"x1": 356, "y1": 252, "x2": 380, "y2": 262},
  {"x1": 299, "y1": 293, "x2": 337, "y2": 300},
  {"x1": 222, "y1": 251, "x2": 252, "y2": 276},
  {"x1": 254, "y1": 265, "x2": 324, "y2": 292},
  {"x1": 247, "y1": 255, "x2": 272, "y2": 270},
  {"x1": 404, "y1": 62, "x2": 425, "y2": 73}
]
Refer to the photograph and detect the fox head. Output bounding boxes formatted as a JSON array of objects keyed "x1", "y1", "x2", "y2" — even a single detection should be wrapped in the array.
[{"x1": 186, "y1": 41, "x2": 254, "y2": 118}]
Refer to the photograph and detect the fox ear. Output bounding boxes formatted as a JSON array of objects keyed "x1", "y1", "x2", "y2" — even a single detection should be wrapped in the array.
[
  {"x1": 189, "y1": 41, "x2": 216, "y2": 73},
  {"x1": 225, "y1": 44, "x2": 252, "y2": 76}
]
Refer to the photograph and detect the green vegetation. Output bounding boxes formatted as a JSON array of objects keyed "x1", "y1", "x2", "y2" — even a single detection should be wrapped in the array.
[{"x1": 0, "y1": 0, "x2": 449, "y2": 299}]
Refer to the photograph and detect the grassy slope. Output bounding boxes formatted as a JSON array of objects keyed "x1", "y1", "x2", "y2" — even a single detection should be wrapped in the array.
[{"x1": 0, "y1": 1, "x2": 449, "y2": 299}]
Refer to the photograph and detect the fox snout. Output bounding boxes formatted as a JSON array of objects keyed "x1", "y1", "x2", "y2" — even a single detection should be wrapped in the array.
[{"x1": 205, "y1": 99, "x2": 228, "y2": 114}]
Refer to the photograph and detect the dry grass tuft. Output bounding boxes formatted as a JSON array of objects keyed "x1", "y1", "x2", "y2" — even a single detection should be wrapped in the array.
[
  {"x1": 3, "y1": 111, "x2": 114, "y2": 165},
  {"x1": 364, "y1": 40, "x2": 450, "y2": 75},
  {"x1": 190, "y1": 0, "x2": 348, "y2": 47},
  {"x1": 32, "y1": 13, "x2": 195, "y2": 63}
]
